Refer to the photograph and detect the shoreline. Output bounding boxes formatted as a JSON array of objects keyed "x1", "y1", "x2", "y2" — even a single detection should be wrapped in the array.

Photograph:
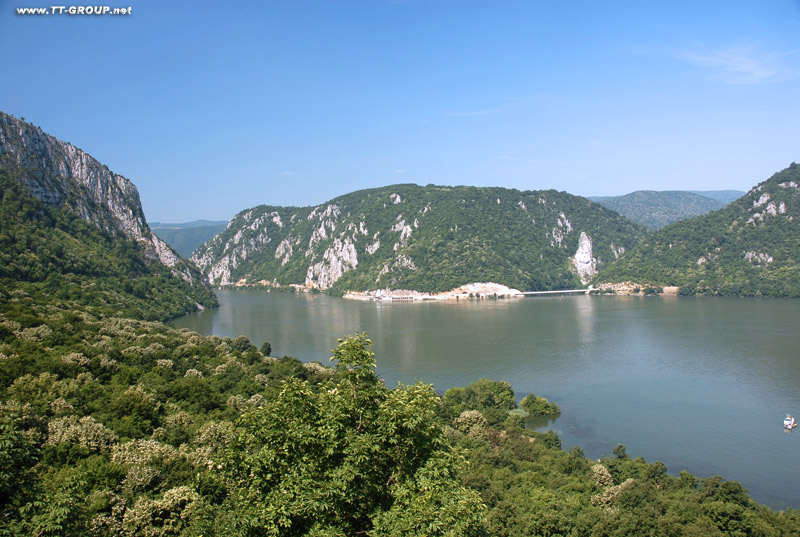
[
  {"x1": 219, "y1": 279, "x2": 682, "y2": 300},
  {"x1": 343, "y1": 282, "x2": 526, "y2": 302}
]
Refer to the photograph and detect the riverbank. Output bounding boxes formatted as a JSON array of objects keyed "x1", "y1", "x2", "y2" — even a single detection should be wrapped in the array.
[
  {"x1": 343, "y1": 282, "x2": 525, "y2": 301},
  {"x1": 172, "y1": 290, "x2": 800, "y2": 509},
  {"x1": 220, "y1": 278, "x2": 682, "y2": 299}
]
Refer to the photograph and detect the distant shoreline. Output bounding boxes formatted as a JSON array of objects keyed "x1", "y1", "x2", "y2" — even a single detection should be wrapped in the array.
[{"x1": 216, "y1": 279, "x2": 683, "y2": 299}]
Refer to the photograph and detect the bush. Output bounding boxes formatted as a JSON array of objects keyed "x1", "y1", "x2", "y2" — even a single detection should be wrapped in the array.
[{"x1": 520, "y1": 394, "x2": 560, "y2": 416}]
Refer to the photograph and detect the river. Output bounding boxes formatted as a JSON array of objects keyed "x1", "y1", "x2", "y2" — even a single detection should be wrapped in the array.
[{"x1": 172, "y1": 290, "x2": 800, "y2": 509}]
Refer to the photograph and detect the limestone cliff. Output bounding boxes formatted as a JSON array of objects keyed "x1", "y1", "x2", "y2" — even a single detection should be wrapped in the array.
[
  {"x1": 597, "y1": 162, "x2": 800, "y2": 297},
  {"x1": 0, "y1": 111, "x2": 205, "y2": 287},
  {"x1": 193, "y1": 184, "x2": 646, "y2": 293}
]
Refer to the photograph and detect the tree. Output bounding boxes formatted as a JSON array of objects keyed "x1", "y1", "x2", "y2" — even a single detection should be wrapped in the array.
[
  {"x1": 442, "y1": 378, "x2": 517, "y2": 426},
  {"x1": 216, "y1": 333, "x2": 486, "y2": 536},
  {"x1": 520, "y1": 393, "x2": 560, "y2": 417}
]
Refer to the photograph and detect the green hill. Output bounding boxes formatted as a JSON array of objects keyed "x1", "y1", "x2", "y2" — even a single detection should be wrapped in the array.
[
  {"x1": 1, "y1": 112, "x2": 797, "y2": 534},
  {"x1": 151, "y1": 222, "x2": 229, "y2": 258},
  {"x1": 590, "y1": 191, "x2": 725, "y2": 230},
  {"x1": 688, "y1": 189, "x2": 746, "y2": 205},
  {"x1": 597, "y1": 163, "x2": 800, "y2": 297},
  {"x1": 193, "y1": 185, "x2": 647, "y2": 293},
  {"x1": 0, "y1": 112, "x2": 216, "y2": 320}
]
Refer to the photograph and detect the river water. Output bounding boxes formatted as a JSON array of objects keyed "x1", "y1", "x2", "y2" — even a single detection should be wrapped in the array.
[{"x1": 172, "y1": 291, "x2": 800, "y2": 509}]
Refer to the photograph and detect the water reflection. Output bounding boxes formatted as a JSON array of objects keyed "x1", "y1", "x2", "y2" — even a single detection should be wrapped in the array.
[{"x1": 172, "y1": 291, "x2": 800, "y2": 509}]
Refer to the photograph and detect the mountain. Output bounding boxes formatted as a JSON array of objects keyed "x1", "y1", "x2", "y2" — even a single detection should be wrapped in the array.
[
  {"x1": 0, "y1": 112, "x2": 216, "y2": 319},
  {"x1": 688, "y1": 189, "x2": 745, "y2": 205},
  {"x1": 151, "y1": 221, "x2": 229, "y2": 258},
  {"x1": 1, "y1": 115, "x2": 794, "y2": 534},
  {"x1": 597, "y1": 163, "x2": 800, "y2": 297},
  {"x1": 192, "y1": 184, "x2": 647, "y2": 293},
  {"x1": 150, "y1": 219, "x2": 230, "y2": 229},
  {"x1": 589, "y1": 191, "x2": 725, "y2": 230}
]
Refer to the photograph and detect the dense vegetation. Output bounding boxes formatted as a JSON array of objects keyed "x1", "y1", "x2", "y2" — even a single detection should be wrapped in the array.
[
  {"x1": 597, "y1": 164, "x2": 800, "y2": 297},
  {"x1": 151, "y1": 222, "x2": 229, "y2": 259},
  {"x1": 686, "y1": 190, "x2": 745, "y2": 205},
  {"x1": 0, "y1": 166, "x2": 217, "y2": 321},
  {"x1": 590, "y1": 191, "x2": 725, "y2": 230},
  {"x1": 3, "y1": 113, "x2": 799, "y2": 535},
  {"x1": 194, "y1": 184, "x2": 647, "y2": 293},
  {"x1": 2, "y1": 306, "x2": 798, "y2": 535}
]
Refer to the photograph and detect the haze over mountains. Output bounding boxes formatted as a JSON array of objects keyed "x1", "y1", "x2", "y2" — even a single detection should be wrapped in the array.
[
  {"x1": 588, "y1": 190, "x2": 745, "y2": 230},
  {"x1": 151, "y1": 220, "x2": 229, "y2": 258}
]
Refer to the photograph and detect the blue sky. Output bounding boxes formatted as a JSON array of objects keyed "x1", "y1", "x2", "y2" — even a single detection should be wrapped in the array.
[{"x1": 2, "y1": 1, "x2": 799, "y2": 222}]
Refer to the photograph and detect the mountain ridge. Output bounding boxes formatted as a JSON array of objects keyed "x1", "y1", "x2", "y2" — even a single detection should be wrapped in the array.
[
  {"x1": 192, "y1": 184, "x2": 648, "y2": 294},
  {"x1": 0, "y1": 111, "x2": 216, "y2": 319},
  {"x1": 589, "y1": 190, "x2": 728, "y2": 230},
  {"x1": 597, "y1": 163, "x2": 800, "y2": 297},
  {"x1": 0, "y1": 111, "x2": 206, "y2": 287}
]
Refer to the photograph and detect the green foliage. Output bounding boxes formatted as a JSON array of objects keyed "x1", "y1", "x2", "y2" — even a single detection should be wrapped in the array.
[
  {"x1": 443, "y1": 378, "x2": 517, "y2": 426},
  {"x1": 369, "y1": 451, "x2": 486, "y2": 536},
  {"x1": 195, "y1": 184, "x2": 647, "y2": 293},
  {"x1": 1, "y1": 303, "x2": 798, "y2": 536},
  {"x1": 598, "y1": 163, "x2": 800, "y2": 298},
  {"x1": 217, "y1": 335, "x2": 484, "y2": 536},
  {"x1": 519, "y1": 393, "x2": 561, "y2": 417},
  {"x1": 592, "y1": 190, "x2": 726, "y2": 230},
  {"x1": 0, "y1": 167, "x2": 216, "y2": 322},
  {"x1": 0, "y1": 411, "x2": 39, "y2": 510}
]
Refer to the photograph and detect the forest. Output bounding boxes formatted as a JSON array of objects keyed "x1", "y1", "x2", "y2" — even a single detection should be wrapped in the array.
[
  {"x1": 193, "y1": 183, "x2": 646, "y2": 293},
  {"x1": 3, "y1": 305, "x2": 799, "y2": 536},
  {"x1": 3, "y1": 116, "x2": 800, "y2": 534},
  {"x1": 597, "y1": 164, "x2": 800, "y2": 298}
]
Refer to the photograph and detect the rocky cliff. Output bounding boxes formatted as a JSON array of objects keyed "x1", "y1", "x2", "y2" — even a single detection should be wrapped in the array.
[
  {"x1": 192, "y1": 184, "x2": 647, "y2": 293},
  {"x1": 0, "y1": 111, "x2": 203, "y2": 286},
  {"x1": 597, "y1": 163, "x2": 800, "y2": 297}
]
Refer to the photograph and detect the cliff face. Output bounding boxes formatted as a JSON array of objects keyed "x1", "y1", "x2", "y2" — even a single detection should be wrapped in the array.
[
  {"x1": 192, "y1": 184, "x2": 647, "y2": 293},
  {"x1": 597, "y1": 163, "x2": 800, "y2": 297},
  {"x1": 0, "y1": 111, "x2": 202, "y2": 286}
]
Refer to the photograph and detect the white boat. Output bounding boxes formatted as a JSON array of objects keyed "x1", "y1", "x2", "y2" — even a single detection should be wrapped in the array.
[{"x1": 784, "y1": 415, "x2": 797, "y2": 430}]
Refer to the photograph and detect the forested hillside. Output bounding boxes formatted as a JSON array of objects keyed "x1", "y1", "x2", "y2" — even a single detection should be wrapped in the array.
[
  {"x1": 0, "y1": 163, "x2": 216, "y2": 321},
  {"x1": 193, "y1": 184, "x2": 647, "y2": 293},
  {"x1": 591, "y1": 190, "x2": 725, "y2": 230},
  {"x1": 597, "y1": 163, "x2": 800, "y2": 297},
  {"x1": 0, "y1": 112, "x2": 215, "y2": 319},
  {"x1": 151, "y1": 221, "x2": 229, "y2": 258},
  {"x1": 2, "y1": 113, "x2": 798, "y2": 535}
]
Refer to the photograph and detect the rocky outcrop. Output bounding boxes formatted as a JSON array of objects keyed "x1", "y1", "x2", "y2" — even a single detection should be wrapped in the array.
[
  {"x1": 573, "y1": 232, "x2": 597, "y2": 284},
  {"x1": 305, "y1": 237, "x2": 359, "y2": 289},
  {"x1": 596, "y1": 162, "x2": 800, "y2": 297},
  {"x1": 192, "y1": 185, "x2": 646, "y2": 293},
  {"x1": 0, "y1": 111, "x2": 207, "y2": 287}
]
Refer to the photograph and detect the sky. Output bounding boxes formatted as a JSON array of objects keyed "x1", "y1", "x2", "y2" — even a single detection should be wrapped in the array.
[{"x1": 2, "y1": 0, "x2": 800, "y2": 222}]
